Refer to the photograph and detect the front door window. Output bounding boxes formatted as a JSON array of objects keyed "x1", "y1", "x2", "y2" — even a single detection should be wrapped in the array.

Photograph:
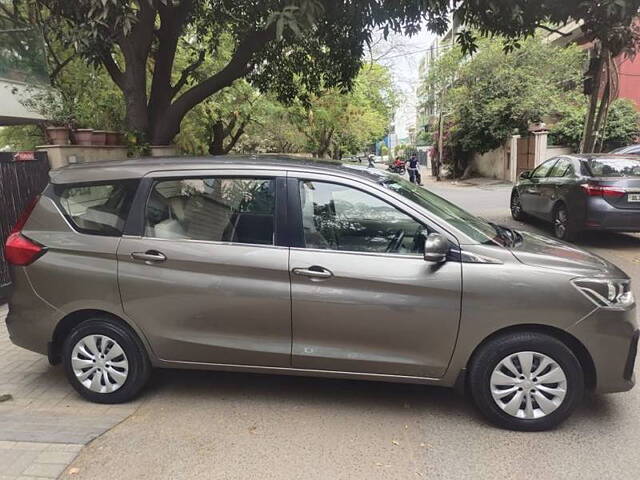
[{"x1": 298, "y1": 180, "x2": 427, "y2": 255}]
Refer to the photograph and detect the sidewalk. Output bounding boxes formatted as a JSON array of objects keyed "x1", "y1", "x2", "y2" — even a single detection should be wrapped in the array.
[{"x1": 0, "y1": 304, "x2": 140, "y2": 479}]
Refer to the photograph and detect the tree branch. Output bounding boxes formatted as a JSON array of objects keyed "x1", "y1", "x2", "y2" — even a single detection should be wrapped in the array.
[
  {"x1": 171, "y1": 49, "x2": 206, "y2": 98},
  {"x1": 167, "y1": 26, "x2": 276, "y2": 126},
  {"x1": 536, "y1": 24, "x2": 571, "y2": 37},
  {"x1": 101, "y1": 53, "x2": 125, "y2": 89},
  {"x1": 149, "y1": 0, "x2": 193, "y2": 117}
]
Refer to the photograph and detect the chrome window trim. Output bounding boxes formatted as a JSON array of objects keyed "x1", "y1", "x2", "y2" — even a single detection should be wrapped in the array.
[{"x1": 121, "y1": 235, "x2": 288, "y2": 251}]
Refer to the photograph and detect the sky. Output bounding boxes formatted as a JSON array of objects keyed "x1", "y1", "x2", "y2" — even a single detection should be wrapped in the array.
[{"x1": 372, "y1": 28, "x2": 436, "y2": 140}]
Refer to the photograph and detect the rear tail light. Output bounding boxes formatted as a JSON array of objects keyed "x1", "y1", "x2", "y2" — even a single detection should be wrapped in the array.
[
  {"x1": 5, "y1": 233, "x2": 46, "y2": 266},
  {"x1": 4, "y1": 195, "x2": 46, "y2": 266},
  {"x1": 580, "y1": 183, "x2": 625, "y2": 198}
]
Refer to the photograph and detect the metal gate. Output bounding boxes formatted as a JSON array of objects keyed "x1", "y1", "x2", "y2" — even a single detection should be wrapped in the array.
[{"x1": 0, "y1": 152, "x2": 50, "y2": 291}]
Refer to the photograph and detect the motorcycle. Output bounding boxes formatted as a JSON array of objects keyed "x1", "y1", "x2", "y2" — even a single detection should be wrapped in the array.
[{"x1": 387, "y1": 161, "x2": 406, "y2": 175}]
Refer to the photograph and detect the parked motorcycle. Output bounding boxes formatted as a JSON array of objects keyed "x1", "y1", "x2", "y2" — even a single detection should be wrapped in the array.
[{"x1": 387, "y1": 161, "x2": 406, "y2": 175}]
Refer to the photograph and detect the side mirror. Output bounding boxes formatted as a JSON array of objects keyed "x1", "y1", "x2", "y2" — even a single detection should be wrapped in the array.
[
  {"x1": 424, "y1": 233, "x2": 449, "y2": 263},
  {"x1": 519, "y1": 170, "x2": 532, "y2": 180}
]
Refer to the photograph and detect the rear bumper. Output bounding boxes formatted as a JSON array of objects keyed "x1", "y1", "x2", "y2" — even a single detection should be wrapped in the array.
[
  {"x1": 585, "y1": 198, "x2": 640, "y2": 231},
  {"x1": 5, "y1": 268, "x2": 57, "y2": 356},
  {"x1": 568, "y1": 304, "x2": 638, "y2": 393}
]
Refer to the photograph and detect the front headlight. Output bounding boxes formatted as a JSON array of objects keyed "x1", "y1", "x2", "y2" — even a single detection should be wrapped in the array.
[{"x1": 572, "y1": 278, "x2": 635, "y2": 309}]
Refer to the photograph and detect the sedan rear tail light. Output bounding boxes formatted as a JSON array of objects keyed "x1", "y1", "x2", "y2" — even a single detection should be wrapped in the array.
[
  {"x1": 4, "y1": 196, "x2": 46, "y2": 266},
  {"x1": 580, "y1": 183, "x2": 626, "y2": 198}
]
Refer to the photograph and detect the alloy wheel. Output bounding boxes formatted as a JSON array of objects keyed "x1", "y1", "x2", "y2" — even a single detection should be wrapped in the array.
[
  {"x1": 71, "y1": 334, "x2": 129, "y2": 393},
  {"x1": 490, "y1": 351, "x2": 567, "y2": 419},
  {"x1": 554, "y1": 207, "x2": 568, "y2": 238},
  {"x1": 511, "y1": 193, "x2": 522, "y2": 218}
]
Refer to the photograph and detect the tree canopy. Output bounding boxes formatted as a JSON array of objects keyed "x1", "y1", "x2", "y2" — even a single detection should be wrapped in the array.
[
  {"x1": 4, "y1": 0, "x2": 635, "y2": 148},
  {"x1": 421, "y1": 35, "x2": 587, "y2": 174}
]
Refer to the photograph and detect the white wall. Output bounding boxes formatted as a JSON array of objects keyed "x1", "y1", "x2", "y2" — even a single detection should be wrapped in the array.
[
  {"x1": 471, "y1": 145, "x2": 507, "y2": 179},
  {"x1": 544, "y1": 145, "x2": 573, "y2": 161}
]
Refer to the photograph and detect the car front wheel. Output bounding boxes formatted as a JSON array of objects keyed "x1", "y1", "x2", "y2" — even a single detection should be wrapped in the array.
[
  {"x1": 62, "y1": 317, "x2": 151, "y2": 403},
  {"x1": 510, "y1": 191, "x2": 526, "y2": 221},
  {"x1": 469, "y1": 331, "x2": 584, "y2": 431}
]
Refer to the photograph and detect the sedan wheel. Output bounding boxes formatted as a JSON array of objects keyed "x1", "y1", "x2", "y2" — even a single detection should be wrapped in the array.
[
  {"x1": 553, "y1": 204, "x2": 576, "y2": 241},
  {"x1": 510, "y1": 192, "x2": 526, "y2": 221}
]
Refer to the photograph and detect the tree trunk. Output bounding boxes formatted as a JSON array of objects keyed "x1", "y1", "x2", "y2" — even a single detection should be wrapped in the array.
[
  {"x1": 208, "y1": 121, "x2": 226, "y2": 155},
  {"x1": 581, "y1": 48, "x2": 606, "y2": 153}
]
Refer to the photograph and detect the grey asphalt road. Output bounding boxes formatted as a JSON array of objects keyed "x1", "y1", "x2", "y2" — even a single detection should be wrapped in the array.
[{"x1": 66, "y1": 180, "x2": 640, "y2": 480}]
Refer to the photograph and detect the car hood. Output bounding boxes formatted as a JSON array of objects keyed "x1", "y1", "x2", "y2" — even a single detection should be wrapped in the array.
[{"x1": 509, "y1": 231, "x2": 627, "y2": 278}]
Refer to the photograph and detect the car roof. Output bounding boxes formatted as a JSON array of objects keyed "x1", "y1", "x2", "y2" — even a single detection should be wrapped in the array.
[
  {"x1": 556, "y1": 153, "x2": 640, "y2": 163},
  {"x1": 49, "y1": 154, "x2": 391, "y2": 184}
]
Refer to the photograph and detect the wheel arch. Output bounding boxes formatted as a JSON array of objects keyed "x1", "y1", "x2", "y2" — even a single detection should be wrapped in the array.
[
  {"x1": 466, "y1": 323, "x2": 596, "y2": 391},
  {"x1": 49, "y1": 309, "x2": 151, "y2": 365}
]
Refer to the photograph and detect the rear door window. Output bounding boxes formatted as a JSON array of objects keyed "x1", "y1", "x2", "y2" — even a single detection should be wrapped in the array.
[
  {"x1": 53, "y1": 180, "x2": 139, "y2": 236},
  {"x1": 531, "y1": 159, "x2": 558, "y2": 179},
  {"x1": 145, "y1": 177, "x2": 276, "y2": 245},
  {"x1": 548, "y1": 158, "x2": 574, "y2": 178}
]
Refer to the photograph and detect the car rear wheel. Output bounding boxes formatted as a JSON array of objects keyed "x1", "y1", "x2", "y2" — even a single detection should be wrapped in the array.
[
  {"x1": 553, "y1": 203, "x2": 577, "y2": 241},
  {"x1": 469, "y1": 331, "x2": 584, "y2": 431},
  {"x1": 510, "y1": 191, "x2": 526, "y2": 221},
  {"x1": 62, "y1": 318, "x2": 151, "y2": 403}
]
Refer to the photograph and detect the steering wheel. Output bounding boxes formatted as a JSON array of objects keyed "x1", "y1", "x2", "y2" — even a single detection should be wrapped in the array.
[{"x1": 385, "y1": 229, "x2": 405, "y2": 253}]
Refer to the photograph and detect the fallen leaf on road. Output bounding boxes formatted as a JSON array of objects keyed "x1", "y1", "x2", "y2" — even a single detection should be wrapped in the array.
[
  {"x1": 375, "y1": 463, "x2": 384, "y2": 467},
  {"x1": 0, "y1": 394, "x2": 13, "y2": 402},
  {"x1": 248, "y1": 425, "x2": 258, "y2": 434},
  {"x1": 68, "y1": 467, "x2": 80, "y2": 475},
  {"x1": 392, "y1": 440, "x2": 400, "y2": 446}
]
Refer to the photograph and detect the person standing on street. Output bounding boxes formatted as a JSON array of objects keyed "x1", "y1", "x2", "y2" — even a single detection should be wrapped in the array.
[
  {"x1": 407, "y1": 153, "x2": 422, "y2": 185},
  {"x1": 368, "y1": 154, "x2": 375, "y2": 168}
]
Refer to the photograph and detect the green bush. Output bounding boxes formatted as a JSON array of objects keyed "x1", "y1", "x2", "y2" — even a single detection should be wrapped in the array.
[{"x1": 549, "y1": 98, "x2": 640, "y2": 151}]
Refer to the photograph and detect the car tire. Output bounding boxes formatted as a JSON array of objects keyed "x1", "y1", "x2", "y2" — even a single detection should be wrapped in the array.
[
  {"x1": 468, "y1": 331, "x2": 584, "y2": 431},
  {"x1": 510, "y1": 191, "x2": 527, "y2": 221},
  {"x1": 553, "y1": 203, "x2": 577, "y2": 241},
  {"x1": 62, "y1": 317, "x2": 151, "y2": 404}
]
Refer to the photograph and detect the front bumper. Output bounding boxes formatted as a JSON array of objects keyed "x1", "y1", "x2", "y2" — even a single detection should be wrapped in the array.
[{"x1": 568, "y1": 304, "x2": 638, "y2": 393}]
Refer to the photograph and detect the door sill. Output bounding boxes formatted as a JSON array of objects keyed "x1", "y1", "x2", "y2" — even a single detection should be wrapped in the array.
[{"x1": 154, "y1": 359, "x2": 443, "y2": 385}]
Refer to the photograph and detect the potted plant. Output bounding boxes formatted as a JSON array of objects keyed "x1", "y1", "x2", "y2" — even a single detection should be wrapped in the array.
[
  {"x1": 73, "y1": 129, "x2": 94, "y2": 146},
  {"x1": 17, "y1": 87, "x2": 74, "y2": 145},
  {"x1": 91, "y1": 130, "x2": 107, "y2": 145}
]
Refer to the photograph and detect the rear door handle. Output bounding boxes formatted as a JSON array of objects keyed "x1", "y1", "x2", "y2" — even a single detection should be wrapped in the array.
[
  {"x1": 131, "y1": 250, "x2": 167, "y2": 263},
  {"x1": 292, "y1": 266, "x2": 333, "y2": 279}
]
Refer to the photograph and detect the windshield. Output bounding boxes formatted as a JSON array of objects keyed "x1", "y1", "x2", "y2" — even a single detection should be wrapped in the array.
[
  {"x1": 379, "y1": 175, "x2": 505, "y2": 245},
  {"x1": 586, "y1": 158, "x2": 640, "y2": 177}
]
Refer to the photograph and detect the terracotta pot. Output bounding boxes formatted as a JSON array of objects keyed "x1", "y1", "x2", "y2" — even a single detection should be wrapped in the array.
[
  {"x1": 91, "y1": 130, "x2": 107, "y2": 146},
  {"x1": 73, "y1": 129, "x2": 94, "y2": 146},
  {"x1": 45, "y1": 126, "x2": 70, "y2": 145},
  {"x1": 104, "y1": 131, "x2": 120, "y2": 145}
]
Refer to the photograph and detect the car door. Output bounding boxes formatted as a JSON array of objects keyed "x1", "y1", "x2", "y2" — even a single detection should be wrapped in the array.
[
  {"x1": 538, "y1": 157, "x2": 572, "y2": 220},
  {"x1": 520, "y1": 158, "x2": 558, "y2": 217},
  {"x1": 287, "y1": 173, "x2": 462, "y2": 378},
  {"x1": 117, "y1": 171, "x2": 292, "y2": 367}
]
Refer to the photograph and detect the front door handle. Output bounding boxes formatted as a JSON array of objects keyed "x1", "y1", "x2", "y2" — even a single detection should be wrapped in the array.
[
  {"x1": 292, "y1": 266, "x2": 333, "y2": 279},
  {"x1": 131, "y1": 250, "x2": 167, "y2": 264}
]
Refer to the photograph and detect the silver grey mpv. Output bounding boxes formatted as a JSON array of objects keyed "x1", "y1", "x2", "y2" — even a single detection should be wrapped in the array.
[{"x1": 5, "y1": 156, "x2": 638, "y2": 431}]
